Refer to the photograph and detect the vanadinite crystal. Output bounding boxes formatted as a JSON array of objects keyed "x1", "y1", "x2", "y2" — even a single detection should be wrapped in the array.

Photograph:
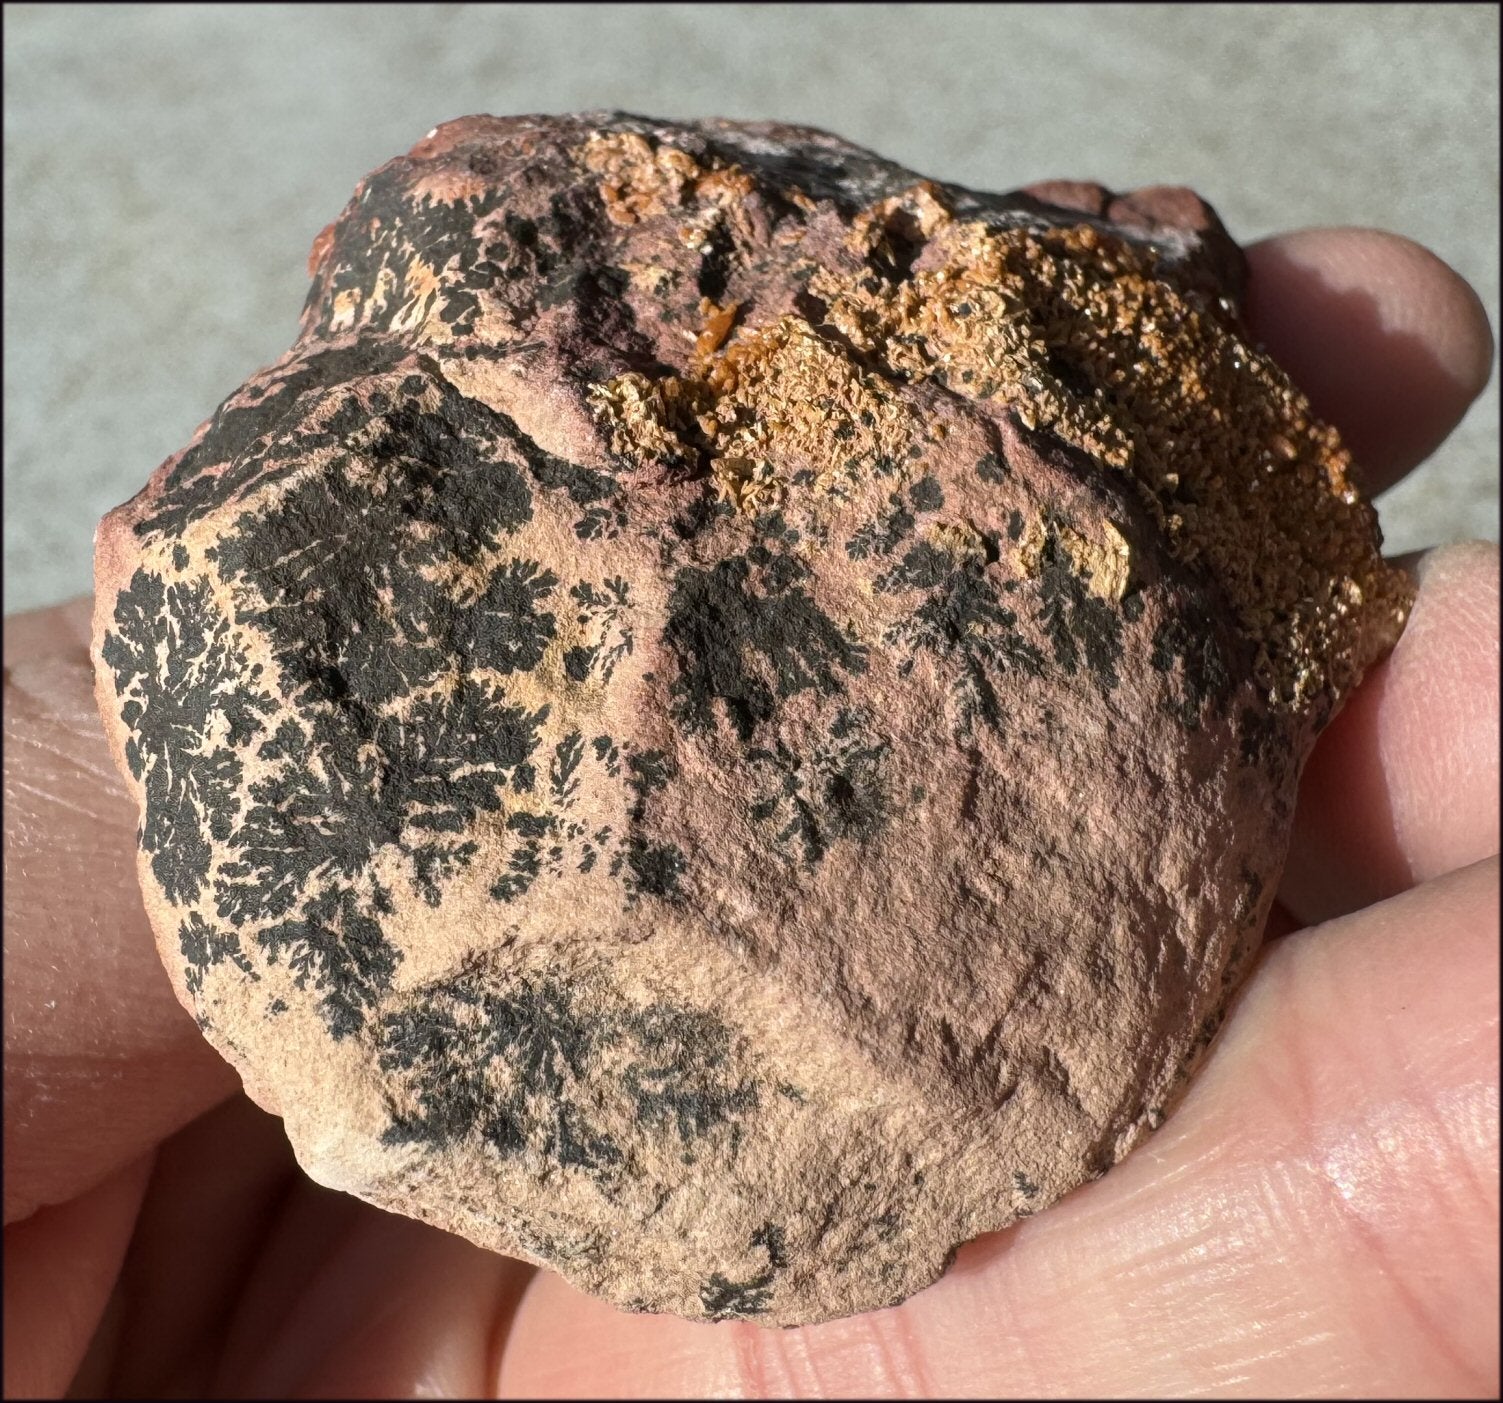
[{"x1": 92, "y1": 113, "x2": 1411, "y2": 1325}]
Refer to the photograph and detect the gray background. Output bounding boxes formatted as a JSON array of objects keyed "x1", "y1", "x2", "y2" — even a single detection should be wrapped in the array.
[{"x1": 5, "y1": 2, "x2": 1498, "y2": 614}]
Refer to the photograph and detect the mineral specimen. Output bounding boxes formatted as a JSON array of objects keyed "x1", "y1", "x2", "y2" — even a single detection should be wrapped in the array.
[{"x1": 92, "y1": 112, "x2": 1412, "y2": 1326}]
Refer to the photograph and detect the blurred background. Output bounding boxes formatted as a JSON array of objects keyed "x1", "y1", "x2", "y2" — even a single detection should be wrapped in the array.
[{"x1": 4, "y1": 2, "x2": 1498, "y2": 614}]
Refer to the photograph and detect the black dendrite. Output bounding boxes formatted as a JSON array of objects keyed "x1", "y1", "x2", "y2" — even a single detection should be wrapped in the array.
[
  {"x1": 1034, "y1": 526, "x2": 1126, "y2": 693},
  {"x1": 620, "y1": 1003, "x2": 759, "y2": 1143},
  {"x1": 844, "y1": 492, "x2": 915, "y2": 563},
  {"x1": 199, "y1": 365, "x2": 635, "y2": 719},
  {"x1": 178, "y1": 912, "x2": 256, "y2": 996},
  {"x1": 664, "y1": 547, "x2": 868, "y2": 742},
  {"x1": 257, "y1": 883, "x2": 402, "y2": 1040},
  {"x1": 100, "y1": 569, "x2": 274, "y2": 904},
  {"x1": 208, "y1": 385, "x2": 540, "y2": 709},
  {"x1": 748, "y1": 706, "x2": 892, "y2": 868},
  {"x1": 877, "y1": 540, "x2": 1045, "y2": 740},
  {"x1": 378, "y1": 974, "x2": 759, "y2": 1182},
  {"x1": 489, "y1": 729, "x2": 617, "y2": 904},
  {"x1": 306, "y1": 178, "x2": 510, "y2": 342},
  {"x1": 133, "y1": 340, "x2": 409, "y2": 542},
  {"x1": 615, "y1": 836, "x2": 687, "y2": 902},
  {"x1": 1150, "y1": 608, "x2": 1232, "y2": 728},
  {"x1": 562, "y1": 577, "x2": 635, "y2": 685},
  {"x1": 216, "y1": 683, "x2": 549, "y2": 927},
  {"x1": 698, "y1": 1223, "x2": 788, "y2": 1320},
  {"x1": 465, "y1": 557, "x2": 560, "y2": 677}
]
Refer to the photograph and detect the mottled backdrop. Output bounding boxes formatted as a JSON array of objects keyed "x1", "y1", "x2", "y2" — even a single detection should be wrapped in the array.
[{"x1": 4, "y1": 2, "x2": 1498, "y2": 614}]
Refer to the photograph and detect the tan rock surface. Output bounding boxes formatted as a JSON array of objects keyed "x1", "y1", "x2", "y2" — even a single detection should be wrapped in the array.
[{"x1": 91, "y1": 112, "x2": 1411, "y2": 1325}]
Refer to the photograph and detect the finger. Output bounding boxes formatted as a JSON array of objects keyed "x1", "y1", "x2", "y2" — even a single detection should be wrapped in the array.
[
  {"x1": 3, "y1": 598, "x2": 239, "y2": 1224},
  {"x1": 210, "y1": 1174, "x2": 533, "y2": 1399},
  {"x1": 1243, "y1": 227, "x2": 1494, "y2": 496},
  {"x1": 1280, "y1": 540, "x2": 1499, "y2": 926},
  {"x1": 101, "y1": 1089, "x2": 534, "y2": 1399},
  {"x1": 2, "y1": 1152, "x2": 154, "y2": 1398},
  {"x1": 91, "y1": 1094, "x2": 301, "y2": 1397},
  {"x1": 496, "y1": 859, "x2": 1498, "y2": 1398}
]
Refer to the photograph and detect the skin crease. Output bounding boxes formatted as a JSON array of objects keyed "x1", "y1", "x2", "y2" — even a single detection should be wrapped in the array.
[{"x1": 2, "y1": 226, "x2": 1496, "y2": 1399}]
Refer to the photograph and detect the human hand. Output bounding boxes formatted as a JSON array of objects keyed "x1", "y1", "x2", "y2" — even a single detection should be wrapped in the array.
[{"x1": 4, "y1": 225, "x2": 1497, "y2": 1399}]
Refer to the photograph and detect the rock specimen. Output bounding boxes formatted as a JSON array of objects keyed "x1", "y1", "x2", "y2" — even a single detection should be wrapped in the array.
[{"x1": 92, "y1": 112, "x2": 1412, "y2": 1326}]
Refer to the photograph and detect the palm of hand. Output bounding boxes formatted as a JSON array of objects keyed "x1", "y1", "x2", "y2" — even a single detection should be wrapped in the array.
[{"x1": 4, "y1": 227, "x2": 1497, "y2": 1399}]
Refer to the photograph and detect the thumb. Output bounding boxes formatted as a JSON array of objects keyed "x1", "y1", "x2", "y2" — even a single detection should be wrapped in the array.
[{"x1": 3, "y1": 598, "x2": 238, "y2": 1225}]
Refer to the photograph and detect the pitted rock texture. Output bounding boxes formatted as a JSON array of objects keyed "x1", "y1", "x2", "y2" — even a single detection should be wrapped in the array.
[{"x1": 92, "y1": 112, "x2": 1412, "y2": 1326}]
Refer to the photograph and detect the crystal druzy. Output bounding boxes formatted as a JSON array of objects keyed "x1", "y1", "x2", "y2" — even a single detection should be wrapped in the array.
[{"x1": 92, "y1": 113, "x2": 1411, "y2": 1326}]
